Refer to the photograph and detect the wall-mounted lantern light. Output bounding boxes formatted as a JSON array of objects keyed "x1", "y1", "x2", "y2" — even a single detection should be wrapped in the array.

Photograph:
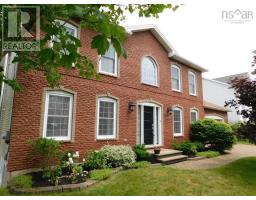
[
  {"x1": 128, "y1": 101, "x2": 136, "y2": 112},
  {"x1": 167, "y1": 106, "x2": 173, "y2": 115}
]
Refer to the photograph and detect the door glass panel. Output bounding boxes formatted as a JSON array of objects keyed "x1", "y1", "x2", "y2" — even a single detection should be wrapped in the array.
[{"x1": 143, "y1": 106, "x2": 154, "y2": 145}]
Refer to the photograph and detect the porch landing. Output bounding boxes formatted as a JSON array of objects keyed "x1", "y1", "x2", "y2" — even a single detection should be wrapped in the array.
[{"x1": 147, "y1": 148, "x2": 188, "y2": 165}]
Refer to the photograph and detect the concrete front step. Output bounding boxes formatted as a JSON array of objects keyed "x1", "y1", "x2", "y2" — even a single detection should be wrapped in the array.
[
  {"x1": 147, "y1": 149, "x2": 183, "y2": 158},
  {"x1": 147, "y1": 148, "x2": 187, "y2": 165},
  {"x1": 158, "y1": 155, "x2": 188, "y2": 165}
]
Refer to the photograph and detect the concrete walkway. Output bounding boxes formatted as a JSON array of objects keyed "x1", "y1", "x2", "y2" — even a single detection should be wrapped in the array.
[{"x1": 171, "y1": 144, "x2": 256, "y2": 170}]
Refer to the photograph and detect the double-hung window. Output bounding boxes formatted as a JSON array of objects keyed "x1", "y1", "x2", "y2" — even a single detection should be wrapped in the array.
[
  {"x1": 141, "y1": 57, "x2": 158, "y2": 86},
  {"x1": 190, "y1": 109, "x2": 199, "y2": 123},
  {"x1": 51, "y1": 20, "x2": 78, "y2": 56},
  {"x1": 43, "y1": 91, "x2": 73, "y2": 141},
  {"x1": 171, "y1": 65, "x2": 181, "y2": 91},
  {"x1": 97, "y1": 97, "x2": 117, "y2": 139},
  {"x1": 99, "y1": 45, "x2": 118, "y2": 76},
  {"x1": 173, "y1": 107, "x2": 183, "y2": 136},
  {"x1": 189, "y1": 71, "x2": 197, "y2": 95}
]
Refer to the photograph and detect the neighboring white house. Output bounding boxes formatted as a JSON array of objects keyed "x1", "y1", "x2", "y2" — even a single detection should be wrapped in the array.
[{"x1": 203, "y1": 77, "x2": 245, "y2": 123}]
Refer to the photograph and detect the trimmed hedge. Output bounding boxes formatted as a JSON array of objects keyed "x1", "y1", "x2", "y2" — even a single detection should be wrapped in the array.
[{"x1": 191, "y1": 119, "x2": 234, "y2": 152}]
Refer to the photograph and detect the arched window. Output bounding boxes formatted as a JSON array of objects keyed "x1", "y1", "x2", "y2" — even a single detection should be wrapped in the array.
[
  {"x1": 141, "y1": 57, "x2": 158, "y2": 86},
  {"x1": 173, "y1": 107, "x2": 183, "y2": 136}
]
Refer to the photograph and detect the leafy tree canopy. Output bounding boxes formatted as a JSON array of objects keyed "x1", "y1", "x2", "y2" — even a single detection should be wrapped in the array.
[
  {"x1": 0, "y1": 4, "x2": 178, "y2": 90},
  {"x1": 225, "y1": 76, "x2": 256, "y2": 124}
]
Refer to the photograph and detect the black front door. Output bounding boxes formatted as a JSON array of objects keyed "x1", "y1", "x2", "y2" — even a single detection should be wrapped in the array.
[{"x1": 143, "y1": 106, "x2": 154, "y2": 145}]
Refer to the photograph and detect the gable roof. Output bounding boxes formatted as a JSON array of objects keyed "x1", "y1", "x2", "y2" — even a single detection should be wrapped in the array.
[
  {"x1": 213, "y1": 72, "x2": 250, "y2": 84},
  {"x1": 125, "y1": 24, "x2": 208, "y2": 72}
]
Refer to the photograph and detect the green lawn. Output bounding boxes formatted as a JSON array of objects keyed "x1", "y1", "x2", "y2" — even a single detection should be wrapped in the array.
[{"x1": 1, "y1": 157, "x2": 256, "y2": 196}]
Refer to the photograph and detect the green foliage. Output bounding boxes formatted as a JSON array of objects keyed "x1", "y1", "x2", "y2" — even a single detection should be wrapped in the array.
[
  {"x1": 190, "y1": 119, "x2": 234, "y2": 152},
  {"x1": 42, "y1": 165, "x2": 62, "y2": 185},
  {"x1": 89, "y1": 168, "x2": 113, "y2": 181},
  {"x1": 173, "y1": 140, "x2": 204, "y2": 156},
  {"x1": 230, "y1": 122, "x2": 242, "y2": 133},
  {"x1": 29, "y1": 138, "x2": 62, "y2": 185},
  {"x1": 235, "y1": 124, "x2": 256, "y2": 144},
  {"x1": 196, "y1": 150, "x2": 221, "y2": 158},
  {"x1": 133, "y1": 144, "x2": 150, "y2": 161},
  {"x1": 11, "y1": 175, "x2": 33, "y2": 189},
  {"x1": 0, "y1": 5, "x2": 176, "y2": 89},
  {"x1": 127, "y1": 161, "x2": 150, "y2": 169},
  {"x1": 100, "y1": 145, "x2": 136, "y2": 168},
  {"x1": 83, "y1": 151, "x2": 107, "y2": 170},
  {"x1": 30, "y1": 138, "x2": 62, "y2": 169}
]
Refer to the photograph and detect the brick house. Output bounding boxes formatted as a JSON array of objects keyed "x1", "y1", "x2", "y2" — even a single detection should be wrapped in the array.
[{"x1": 0, "y1": 23, "x2": 208, "y2": 185}]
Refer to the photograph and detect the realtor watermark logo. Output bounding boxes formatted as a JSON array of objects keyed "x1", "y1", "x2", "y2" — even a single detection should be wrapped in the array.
[
  {"x1": 222, "y1": 9, "x2": 253, "y2": 24},
  {"x1": 2, "y1": 6, "x2": 40, "y2": 51}
]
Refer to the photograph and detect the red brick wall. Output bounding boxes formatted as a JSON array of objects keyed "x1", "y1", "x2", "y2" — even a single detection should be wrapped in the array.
[
  {"x1": 204, "y1": 108, "x2": 228, "y2": 122},
  {"x1": 7, "y1": 30, "x2": 205, "y2": 172}
]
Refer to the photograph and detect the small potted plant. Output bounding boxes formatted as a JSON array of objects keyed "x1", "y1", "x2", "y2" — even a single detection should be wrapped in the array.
[{"x1": 154, "y1": 147, "x2": 161, "y2": 154}]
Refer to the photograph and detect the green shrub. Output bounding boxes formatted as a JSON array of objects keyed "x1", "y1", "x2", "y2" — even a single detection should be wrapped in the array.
[
  {"x1": 12, "y1": 175, "x2": 33, "y2": 189},
  {"x1": 129, "y1": 161, "x2": 150, "y2": 169},
  {"x1": 235, "y1": 124, "x2": 256, "y2": 144},
  {"x1": 196, "y1": 150, "x2": 220, "y2": 158},
  {"x1": 30, "y1": 138, "x2": 62, "y2": 169},
  {"x1": 29, "y1": 138, "x2": 62, "y2": 185},
  {"x1": 100, "y1": 145, "x2": 136, "y2": 168},
  {"x1": 173, "y1": 140, "x2": 204, "y2": 156},
  {"x1": 89, "y1": 169, "x2": 112, "y2": 181},
  {"x1": 133, "y1": 144, "x2": 150, "y2": 161},
  {"x1": 190, "y1": 119, "x2": 234, "y2": 152},
  {"x1": 83, "y1": 151, "x2": 107, "y2": 170}
]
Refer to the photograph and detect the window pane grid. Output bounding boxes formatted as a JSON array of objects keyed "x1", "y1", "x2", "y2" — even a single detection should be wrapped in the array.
[
  {"x1": 189, "y1": 72, "x2": 196, "y2": 94},
  {"x1": 141, "y1": 57, "x2": 157, "y2": 85},
  {"x1": 45, "y1": 93, "x2": 72, "y2": 139},
  {"x1": 100, "y1": 45, "x2": 116, "y2": 75},
  {"x1": 171, "y1": 66, "x2": 180, "y2": 90},
  {"x1": 173, "y1": 108, "x2": 182, "y2": 135},
  {"x1": 98, "y1": 99, "x2": 116, "y2": 137}
]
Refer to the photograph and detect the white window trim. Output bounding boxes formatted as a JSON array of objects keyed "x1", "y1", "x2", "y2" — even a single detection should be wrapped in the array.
[
  {"x1": 96, "y1": 97, "x2": 117, "y2": 140},
  {"x1": 188, "y1": 71, "x2": 197, "y2": 96},
  {"x1": 43, "y1": 91, "x2": 73, "y2": 141},
  {"x1": 171, "y1": 65, "x2": 182, "y2": 92},
  {"x1": 99, "y1": 46, "x2": 118, "y2": 77},
  {"x1": 141, "y1": 57, "x2": 158, "y2": 87},
  {"x1": 190, "y1": 108, "x2": 199, "y2": 123},
  {"x1": 49, "y1": 20, "x2": 78, "y2": 48},
  {"x1": 173, "y1": 107, "x2": 183, "y2": 137},
  {"x1": 55, "y1": 19, "x2": 78, "y2": 38}
]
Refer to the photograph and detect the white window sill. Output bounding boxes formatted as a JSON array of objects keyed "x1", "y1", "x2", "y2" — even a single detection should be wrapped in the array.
[
  {"x1": 44, "y1": 136, "x2": 71, "y2": 141},
  {"x1": 173, "y1": 134, "x2": 183, "y2": 137},
  {"x1": 96, "y1": 136, "x2": 117, "y2": 141},
  {"x1": 189, "y1": 93, "x2": 197, "y2": 96},
  {"x1": 99, "y1": 71, "x2": 118, "y2": 78},
  {"x1": 141, "y1": 82, "x2": 159, "y2": 88},
  {"x1": 172, "y1": 89, "x2": 182, "y2": 93}
]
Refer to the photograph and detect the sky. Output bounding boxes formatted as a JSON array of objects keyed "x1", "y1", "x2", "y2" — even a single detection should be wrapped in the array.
[{"x1": 123, "y1": 0, "x2": 256, "y2": 79}]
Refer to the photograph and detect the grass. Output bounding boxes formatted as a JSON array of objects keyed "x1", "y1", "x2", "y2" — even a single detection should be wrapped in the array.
[
  {"x1": 1, "y1": 157, "x2": 256, "y2": 196},
  {"x1": 89, "y1": 169, "x2": 113, "y2": 181},
  {"x1": 196, "y1": 150, "x2": 221, "y2": 158},
  {"x1": 11, "y1": 175, "x2": 33, "y2": 189},
  {"x1": 238, "y1": 139, "x2": 254, "y2": 145}
]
